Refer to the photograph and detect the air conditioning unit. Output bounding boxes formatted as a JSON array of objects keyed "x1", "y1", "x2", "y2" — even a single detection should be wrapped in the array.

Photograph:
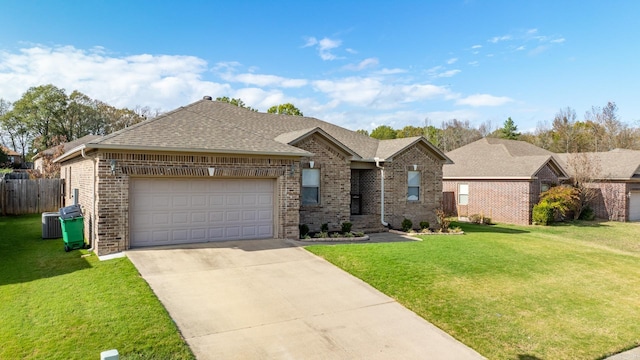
[{"x1": 42, "y1": 212, "x2": 62, "y2": 239}]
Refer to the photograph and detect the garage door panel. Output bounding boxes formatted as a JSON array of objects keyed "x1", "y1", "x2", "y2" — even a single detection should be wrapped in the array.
[
  {"x1": 630, "y1": 193, "x2": 640, "y2": 221},
  {"x1": 131, "y1": 178, "x2": 274, "y2": 247}
]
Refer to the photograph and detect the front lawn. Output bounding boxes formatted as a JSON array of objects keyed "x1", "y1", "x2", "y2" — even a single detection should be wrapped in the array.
[
  {"x1": 307, "y1": 221, "x2": 640, "y2": 360},
  {"x1": 0, "y1": 215, "x2": 194, "y2": 360}
]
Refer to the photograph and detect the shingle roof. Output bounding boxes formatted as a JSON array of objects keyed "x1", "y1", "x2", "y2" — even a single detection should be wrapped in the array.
[
  {"x1": 34, "y1": 134, "x2": 102, "y2": 159},
  {"x1": 58, "y1": 98, "x2": 451, "y2": 163},
  {"x1": 1, "y1": 146, "x2": 20, "y2": 157},
  {"x1": 554, "y1": 149, "x2": 640, "y2": 180},
  {"x1": 444, "y1": 138, "x2": 567, "y2": 179}
]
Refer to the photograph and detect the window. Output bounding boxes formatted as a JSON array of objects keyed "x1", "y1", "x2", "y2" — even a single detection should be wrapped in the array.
[
  {"x1": 458, "y1": 184, "x2": 469, "y2": 205},
  {"x1": 540, "y1": 183, "x2": 550, "y2": 193},
  {"x1": 407, "y1": 171, "x2": 420, "y2": 201},
  {"x1": 302, "y1": 168, "x2": 320, "y2": 205}
]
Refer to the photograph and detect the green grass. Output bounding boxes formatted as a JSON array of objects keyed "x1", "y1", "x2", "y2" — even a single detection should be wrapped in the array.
[
  {"x1": 306, "y1": 221, "x2": 640, "y2": 360},
  {"x1": 0, "y1": 214, "x2": 194, "y2": 360}
]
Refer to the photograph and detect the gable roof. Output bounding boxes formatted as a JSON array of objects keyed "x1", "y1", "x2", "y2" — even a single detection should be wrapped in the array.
[
  {"x1": 554, "y1": 149, "x2": 640, "y2": 181},
  {"x1": 33, "y1": 134, "x2": 102, "y2": 160},
  {"x1": 444, "y1": 138, "x2": 568, "y2": 180},
  {"x1": 57, "y1": 98, "x2": 451, "y2": 164},
  {"x1": 1, "y1": 146, "x2": 20, "y2": 157}
]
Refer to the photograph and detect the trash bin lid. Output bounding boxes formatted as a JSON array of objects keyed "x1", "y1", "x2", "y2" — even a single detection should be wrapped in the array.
[{"x1": 59, "y1": 205, "x2": 82, "y2": 219}]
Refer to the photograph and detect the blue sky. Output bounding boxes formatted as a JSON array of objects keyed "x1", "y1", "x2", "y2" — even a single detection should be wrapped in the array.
[{"x1": 1, "y1": 1, "x2": 638, "y2": 132}]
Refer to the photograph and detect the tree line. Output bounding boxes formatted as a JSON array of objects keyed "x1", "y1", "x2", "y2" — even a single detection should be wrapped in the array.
[
  {"x1": 361, "y1": 102, "x2": 640, "y2": 153},
  {"x1": 0, "y1": 84, "x2": 157, "y2": 160}
]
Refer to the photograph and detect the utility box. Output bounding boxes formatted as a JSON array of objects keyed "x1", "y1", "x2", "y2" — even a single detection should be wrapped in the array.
[{"x1": 42, "y1": 212, "x2": 62, "y2": 239}]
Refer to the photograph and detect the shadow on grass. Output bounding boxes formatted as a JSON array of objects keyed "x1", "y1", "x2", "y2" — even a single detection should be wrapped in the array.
[
  {"x1": 518, "y1": 355, "x2": 543, "y2": 360},
  {"x1": 552, "y1": 220, "x2": 610, "y2": 228},
  {"x1": 452, "y1": 222, "x2": 530, "y2": 234},
  {"x1": 0, "y1": 215, "x2": 91, "y2": 286}
]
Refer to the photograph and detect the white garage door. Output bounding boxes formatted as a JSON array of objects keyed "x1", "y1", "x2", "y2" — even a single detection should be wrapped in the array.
[
  {"x1": 130, "y1": 178, "x2": 274, "y2": 247},
  {"x1": 630, "y1": 192, "x2": 640, "y2": 221}
]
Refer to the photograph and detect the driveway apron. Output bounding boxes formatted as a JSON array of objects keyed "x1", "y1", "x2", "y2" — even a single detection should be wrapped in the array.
[{"x1": 127, "y1": 239, "x2": 484, "y2": 360}]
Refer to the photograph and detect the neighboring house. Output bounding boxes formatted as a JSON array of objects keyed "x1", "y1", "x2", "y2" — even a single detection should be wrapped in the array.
[
  {"x1": 56, "y1": 97, "x2": 451, "y2": 256},
  {"x1": 443, "y1": 138, "x2": 569, "y2": 225},
  {"x1": 1, "y1": 146, "x2": 23, "y2": 168},
  {"x1": 554, "y1": 149, "x2": 640, "y2": 222},
  {"x1": 33, "y1": 135, "x2": 101, "y2": 175}
]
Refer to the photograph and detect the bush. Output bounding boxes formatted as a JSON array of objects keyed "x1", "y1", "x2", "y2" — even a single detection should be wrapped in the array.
[
  {"x1": 469, "y1": 214, "x2": 492, "y2": 225},
  {"x1": 299, "y1": 224, "x2": 309, "y2": 238},
  {"x1": 419, "y1": 221, "x2": 430, "y2": 230},
  {"x1": 354, "y1": 231, "x2": 365, "y2": 237},
  {"x1": 314, "y1": 231, "x2": 328, "y2": 238},
  {"x1": 401, "y1": 218, "x2": 413, "y2": 232},
  {"x1": 533, "y1": 202, "x2": 555, "y2": 225},
  {"x1": 321, "y1": 223, "x2": 329, "y2": 232},
  {"x1": 539, "y1": 185, "x2": 580, "y2": 221},
  {"x1": 436, "y1": 209, "x2": 450, "y2": 231},
  {"x1": 579, "y1": 206, "x2": 595, "y2": 221},
  {"x1": 341, "y1": 222, "x2": 353, "y2": 234}
]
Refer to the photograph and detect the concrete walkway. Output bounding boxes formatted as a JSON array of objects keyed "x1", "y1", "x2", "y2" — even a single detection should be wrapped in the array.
[{"x1": 127, "y1": 238, "x2": 484, "y2": 359}]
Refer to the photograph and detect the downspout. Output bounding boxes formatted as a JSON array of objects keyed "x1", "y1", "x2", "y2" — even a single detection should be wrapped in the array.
[
  {"x1": 81, "y1": 148, "x2": 96, "y2": 252},
  {"x1": 374, "y1": 157, "x2": 389, "y2": 227}
]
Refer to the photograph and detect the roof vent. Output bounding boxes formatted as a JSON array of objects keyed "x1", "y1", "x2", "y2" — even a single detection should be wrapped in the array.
[{"x1": 203, "y1": 96, "x2": 213, "y2": 100}]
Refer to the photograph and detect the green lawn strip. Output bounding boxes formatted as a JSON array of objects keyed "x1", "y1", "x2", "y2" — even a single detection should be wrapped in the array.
[
  {"x1": 306, "y1": 221, "x2": 640, "y2": 360},
  {"x1": 0, "y1": 215, "x2": 194, "y2": 360}
]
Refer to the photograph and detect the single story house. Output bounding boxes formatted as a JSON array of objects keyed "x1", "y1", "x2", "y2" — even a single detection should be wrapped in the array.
[
  {"x1": 33, "y1": 135, "x2": 101, "y2": 175},
  {"x1": 442, "y1": 138, "x2": 569, "y2": 225},
  {"x1": 554, "y1": 149, "x2": 640, "y2": 221},
  {"x1": 1, "y1": 146, "x2": 23, "y2": 168},
  {"x1": 56, "y1": 97, "x2": 452, "y2": 256}
]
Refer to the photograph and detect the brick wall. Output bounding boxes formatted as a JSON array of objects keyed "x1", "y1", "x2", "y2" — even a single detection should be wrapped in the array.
[
  {"x1": 385, "y1": 144, "x2": 443, "y2": 230},
  {"x1": 295, "y1": 134, "x2": 351, "y2": 232},
  {"x1": 585, "y1": 181, "x2": 629, "y2": 221},
  {"x1": 63, "y1": 150, "x2": 300, "y2": 256},
  {"x1": 60, "y1": 155, "x2": 95, "y2": 247},
  {"x1": 443, "y1": 180, "x2": 532, "y2": 225}
]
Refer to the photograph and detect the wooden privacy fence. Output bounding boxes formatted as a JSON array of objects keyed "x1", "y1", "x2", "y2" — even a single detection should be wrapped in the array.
[{"x1": 0, "y1": 179, "x2": 64, "y2": 215}]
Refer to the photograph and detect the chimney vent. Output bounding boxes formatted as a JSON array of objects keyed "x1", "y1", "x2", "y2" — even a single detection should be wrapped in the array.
[{"x1": 203, "y1": 96, "x2": 213, "y2": 100}]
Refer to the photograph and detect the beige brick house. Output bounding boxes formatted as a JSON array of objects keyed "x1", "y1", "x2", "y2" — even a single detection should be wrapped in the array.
[
  {"x1": 443, "y1": 138, "x2": 569, "y2": 225},
  {"x1": 56, "y1": 97, "x2": 451, "y2": 256}
]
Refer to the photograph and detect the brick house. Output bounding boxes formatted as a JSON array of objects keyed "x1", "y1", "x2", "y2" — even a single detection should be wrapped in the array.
[
  {"x1": 442, "y1": 138, "x2": 569, "y2": 225},
  {"x1": 33, "y1": 134, "x2": 101, "y2": 175},
  {"x1": 554, "y1": 149, "x2": 640, "y2": 221},
  {"x1": 1, "y1": 146, "x2": 23, "y2": 168},
  {"x1": 56, "y1": 97, "x2": 451, "y2": 256}
]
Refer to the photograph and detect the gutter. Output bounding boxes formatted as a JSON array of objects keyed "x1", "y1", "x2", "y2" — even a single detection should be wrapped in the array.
[
  {"x1": 374, "y1": 157, "x2": 389, "y2": 227},
  {"x1": 81, "y1": 148, "x2": 96, "y2": 252}
]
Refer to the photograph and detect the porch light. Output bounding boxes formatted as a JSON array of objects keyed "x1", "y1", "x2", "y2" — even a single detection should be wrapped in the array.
[
  {"x1": 413, "y1": 164, "x2": 418, "y2": 171},
  {"x1": 309, "y1": 160, "x2": 315, "y2": 169},
  {"x1": 208, "y1": 167, "x2": 215, "y2": 176},
  {"x1": 110, "y1": 159, "x2": 117, "y2": 175}
]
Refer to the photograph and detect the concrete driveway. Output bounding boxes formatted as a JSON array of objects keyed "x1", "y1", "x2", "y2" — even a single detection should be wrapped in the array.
[{"x1": 127, "y1": 239, "x2": 484, "y2": 359}]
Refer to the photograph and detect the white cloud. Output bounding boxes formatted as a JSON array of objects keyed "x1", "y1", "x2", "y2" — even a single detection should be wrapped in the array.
[
  {"x1": 527, "y1": 28, "x2": 538, "y2": 34},
  {"x1": 468, "y1": 61, "x2": 479, "y2": 66},
  {"x1": 342, "y1": 57, "x2": 379, "y2": 71},
  {"x1": 375, "y1": 68, "x2": 407, "y2": 75},
  {"x1": 489, "y1": 35, "x2": 512, "y2": 43},
  {"x1": 0, "y1": 45, "x2": 224, "y2": 110},
  {"x1": 435, "y1": 69, "x2": 461, "y2": 78},
  {"x1": 305, "y1": 37, "x2": 343, "y2": 60},
  {"x1": 446, "y1": 57, "x2": 458, "y2": 64},
  {"x1": 515, "y1": 46, "x2": 526, "y2": 51},
  {"x1": 219, "y1": 72, "x2": 307, "y2": 88},
  {"x1": 550, "y1": 38, "x2": 566, "y2": 43},
  {"x1": 345, "y1": 48, "x2": 357, "y2": 54},
  {"x1": 456, "y1": 94, "x2": 513, "y2": 107},
  {"x1": 471, "y1": 45, "x2": 482, "y2": 49}
]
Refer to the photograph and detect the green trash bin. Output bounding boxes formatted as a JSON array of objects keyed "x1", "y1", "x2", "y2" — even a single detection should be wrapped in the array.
[
  {"x1": 59, "y1": 217, "x2": 84, "y2": 252},
  {"x1": 59, "y1": 205, "x2": 85, "y2": 252}
]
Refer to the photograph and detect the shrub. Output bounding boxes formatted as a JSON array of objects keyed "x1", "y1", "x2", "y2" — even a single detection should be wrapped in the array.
[
  {"x1": 436, "y1": 209, "x2": 450, "y2": 231},
  {"x1": 343, "y1": 232, "x2": 354, "y2": 238},
  {"x1": 401, "y1": 218, "x2": 413, "y2": 232},
  {"x1": 469, "y1": 214, "x2": 483, "y2": 224},
  {"x1": 354, "y1": 231, "x2": 365, "y2": 237},
  {"x1": 419, "y1": 221, "x2": 430, "y2": 230},
  {"x1": 341, "y1": 222, "x2": 353, "y2": 234},
  {"x1": 321, "y1": 223, "x2": 329, "y2": 232},
  {"x1": 330, "y1": 232, "x2": 342, "y2": 238},
  {"x1": 314, "y1": 231, "x2": 328, "y2": 238},
  {"x1": 533, "y1": 202, "x2": 555, "y2": 225},
  {"x1": 579, "y1": 206, "x2": 595, "y2": 221},
  {"x1": 299, "y1": 224, "x2": 309, "y2": 238},
  {"x1": 539, "y1": 185, "x2": 580, "y2": 221}
]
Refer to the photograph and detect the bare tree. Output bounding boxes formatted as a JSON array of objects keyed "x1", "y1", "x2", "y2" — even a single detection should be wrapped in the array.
[
  {"x1": 566, "y1": 152, "x2": 602, "y2": 219},
  {"x1": 552, "y1": 107, "x2": 578, "y2": 153}
]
